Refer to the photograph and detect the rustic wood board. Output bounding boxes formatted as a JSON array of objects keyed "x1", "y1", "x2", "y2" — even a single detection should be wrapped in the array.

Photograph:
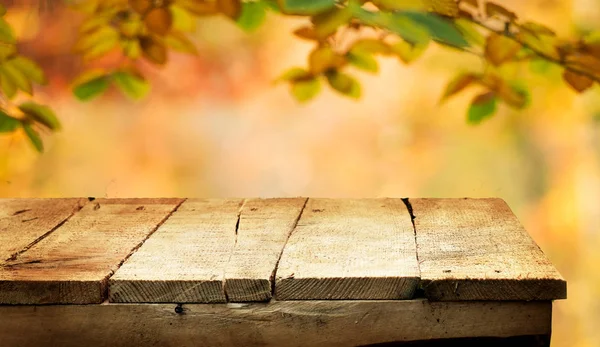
[
  {"x1": 0, "y1": 299, "x2": 552, "y2": 347},
  {"x1": 109, "y1": 199, "x2": 244, "y2": 303},
  {"x1": 224, "y1": 198, "x2": 307, "y2": 302},
  {"x1": 410, "y1": 198, "x2": 567, "y2": 301},
  {"x1": 275, "y1": 198, "x2": 419, "y2": 300},
  {"x1": 0, "y1": 198, "x2": 86, "y2": 262},
  {"x1": 0, "y1": 198, "x2": 183, "y2": 304}
]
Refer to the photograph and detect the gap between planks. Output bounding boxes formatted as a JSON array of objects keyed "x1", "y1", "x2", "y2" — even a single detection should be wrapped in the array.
[
  {"x1": 109, "y1": 198, "x2": 311, "y2": 303},
  {"x1": 2, "y1": 198, "x2": 88, "y2": 262}
]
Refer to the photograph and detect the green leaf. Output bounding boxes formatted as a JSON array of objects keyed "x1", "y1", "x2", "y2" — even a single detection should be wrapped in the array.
[
  {"x1": 0, "y1": 18, "x2": 15, "y2": 44},
  {"x1": 399, "y1": 11, "x2": 468, "y2": 48},
  {"x1": 10, "y1": 56, "x2": 47, "y2": 85},
  {"x1": 22, "y1": 123, "x2": 43, "y2": 153},
  {"x1": 0, "y1": 4, "x2": 6, "y2": 16},
  {"x1": 467, "y1": 92, "x2": 497, "y2": 124},
  {"x1": 72, "y1": 70, "x2": 111, "y2": 101},
  {"x1": 325, "y1": 70, "x2": 361, "y2": 99},
  {"x1": 19, "y1": 102, "x2": 60, "y2": 131},
  {"x1": 347, "y1": 51, "x2": 379, "y2": 73},
  {"x1": 237, "y1": 1, "x2": 267, "y2": 32},
  {"x1": 0, "y1": 109, "x2": 20, "y2": 133},
  {"x1": 278, "y1": 0, "x2": 336, "y2": 15},
  {"x1": 351, "y1": 6, "x2": 430, "y2": 45},
  {"x1": 454, "y1": 18, "x2": 485, "y2": 46},
  {"x1": 290, "y1": 77, "x2": 321, "y2": 102},
  {"x1": 112, "y1": 70, "x2": 150, "y2": 100}
]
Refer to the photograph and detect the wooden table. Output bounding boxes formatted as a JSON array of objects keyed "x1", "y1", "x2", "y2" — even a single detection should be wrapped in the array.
[{"x1": 0, "y1": 198, "x2": 566, "y2": 346}]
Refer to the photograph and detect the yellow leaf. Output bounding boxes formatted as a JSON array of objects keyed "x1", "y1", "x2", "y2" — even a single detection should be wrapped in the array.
[
  {"x1": 564, "y1": 54, "x2": 600, "y2": 72},
  {"x1": 0, "y1": 66, "x2": 17, "y2": 99},
  {"x1": 11, "y1": 56, "x2": 46, "y2": 85},
  {"x1": 325, "y1": 70, "x2": 361, "y2": 99},
  {"x1": 485, "y1": 33, "x2": 521, "y2": 66},
  {"x1": 520, "y1": 21, "x2": 555, "y2": 37},
  {"x1": 311, "y1": 7, "x2": 353, "y2": 39},
  {"x1": 391, "y1": 40, "x2": 429, "y2": 64},
  {"x1": 121, "y1": 39, "x2": 142, "y2": 58},
  {"x1": 218, "y1": 0, "x2": 242, "y2": 19},
  {"x1": 485, "y1": 2, "x2": 517, "y2": 21},
  {"x1": 426, "y1": 0, "x2": 460, "y2": 17},
  {"x1": 170, "y1": 4, "x2": 197, "y2": 32},
  {"x1": 165, "y1": 31, "x2": 198, "y2": 55},
  {"x1": 120, "y1": 18, "x2": 144, "y2": 37},
  {"x1": 563, "y1": 70, "x2": 594, "y2": 93},
  {"x1": 140, "y1": 36, "x2": 167, "y2": 64},
  {"x1": 496, "y1": 81, "x2": 527, "y2": 108},
  {"x1": 373, "y1": 0, "x2": 427, "y2": 11},
  {"x1": 441, "y1": 73, "x2": 478, "y2": 101},
  {"x1": 145, "y1": 7, "x2": 173, "y2": 35},
  {"x1": 351, "y1": 39, "x2": 392, "y2": 55},
  {"x1": 176, "y1": 0, "x2": 219, "y2": 16},
  {"x1": 293, "y1": 26, "x2": 320, "y2": 41},
  {"x1": 74, "y1": 26, "x2": 120, "y2": 53},
  {"x1": 516, "y1": 31, "x2": 560, "y2": 61},
  {"x1": 1, "y1": 61, "x2": 32, "y2": 95},
  {"x1": 308, "y1": 46, "x2": 346, "y2": 74}
]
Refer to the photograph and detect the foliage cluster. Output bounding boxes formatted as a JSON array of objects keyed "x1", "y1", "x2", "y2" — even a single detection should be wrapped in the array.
[{"x1": 2, "y1": 0, "x2": 600, "y2": 151}]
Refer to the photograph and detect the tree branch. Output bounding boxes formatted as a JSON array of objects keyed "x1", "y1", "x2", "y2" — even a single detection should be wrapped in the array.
[{"x1": 468, "y1": 17, "x2": 600, "y2": 84}]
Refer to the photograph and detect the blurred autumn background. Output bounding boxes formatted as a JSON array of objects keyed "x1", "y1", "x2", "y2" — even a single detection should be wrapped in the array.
[{"x1": 0, "y1": 0, "x2": 599, "y2": 345}]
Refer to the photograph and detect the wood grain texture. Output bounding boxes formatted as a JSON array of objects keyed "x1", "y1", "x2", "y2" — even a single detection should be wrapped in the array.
[
  {"x1": 275, "y1": 198, "x2": 419, "y2": 300},
  {"x1": 411, "y1": 198, "x2": 567, "y2": 301},
  {"x1": 0, "y1": 198, "x2": 182, "y2": 304},
  {"x1": 224, "y1": 198, "x2": 307, "y2": 302},
  {"x1": 109, "y1": 199, "x2": 244, "y2": 303},
  {"x1": 0, "y1": 299, "x2": 552, "y2": 347},
  {"x1": 0, "y1": 198, "x2": 86, "y2": 262}
]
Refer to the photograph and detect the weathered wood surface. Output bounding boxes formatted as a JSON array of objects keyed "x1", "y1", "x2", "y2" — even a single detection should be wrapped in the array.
[
  {"x1": 109, "y1": 199, "x2": 244, "y2": 303},
  {"x1": 0, "y1": 299, "x2": 552, "y2": 347},
  {"x1": 0, "y1": 197, "x2": 567, "y2": 304},
  {"x1": 224, "y1": 198, "x2": 306, "y2": 302},
  {"x1": 0, "y1": 198, "x2": 182, "y2": 304},
  {"x1": 0, "y1": 198, "x2": 86, "y2": 261},
  {"x1": 411, "y1": 198, "x2": 567, "y2": 301},
  {"x1": 275, "y1": 198, "x2": 419, "y2": 300}
]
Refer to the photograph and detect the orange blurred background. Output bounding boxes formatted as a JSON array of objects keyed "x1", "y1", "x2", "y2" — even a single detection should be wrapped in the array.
[{"x1": 1, "y1": 1, "x2": 599, "y2": 345}]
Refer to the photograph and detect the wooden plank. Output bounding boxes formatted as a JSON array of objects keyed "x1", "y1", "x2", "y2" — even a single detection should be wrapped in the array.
[
  {"x1": 411, "y1": 198, "x2": 567, "y2": 301},
  {"x1": 0, "y1": 198, "x2": 86, "y2": 262},
  {"x1": 109, "y1": 199, "x2": 244, "y2": 303},
  {"x1": 275, "y1": 198, "x2": 419, "y2": 300},
  {"x1": 224, "y1": 198, "x2": 306, "y2": 302},
  {"x1": 0, "y1": 300, "x2": 552, "y2": 347},
  {"x1": 0, "y1": 198, "x2": 183, "y2": 304}
]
